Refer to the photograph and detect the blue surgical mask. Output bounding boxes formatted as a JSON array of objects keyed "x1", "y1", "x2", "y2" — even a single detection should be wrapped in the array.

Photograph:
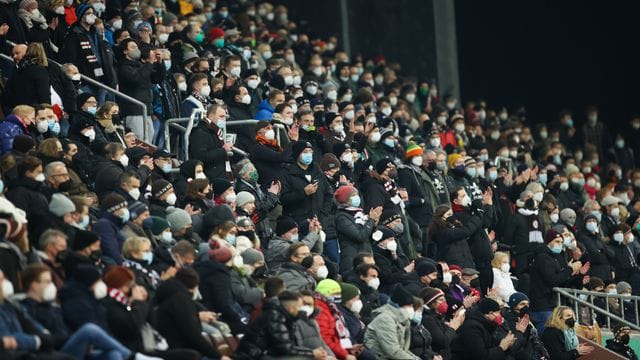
[
  {"x1": 87, "y1": 106, "x2": 97, "y2": 115},
  {"x1": 79, "y1": 214, "x2": 90, "y2": 229},
  {"x1": 162, "y1": 163, "x2": 172, "y2": 173},
  {"x1": 539, "y1": 173, "x2": 547, "y2": 185},
  {"x1": 142, "y1": 251, "x2": 153, "y2": 265},
  {"x1": 300, "y1": 153, "x2": 313, "y2": 165},
  {"x1": 290, "y1": 234, "x2": 299, "y2": 242},
  {"x1": 586, "y1": 222, "x2": 599, "y2": 233},
  {"x1": 0, "y1": 179, "x2": 4, "y2": 193},
  {"x1": 226, "y1": 233, "x2": 236, "y2": 245},
  {"x1": 163, "y1": 60, "x2": 172, "y2": 71},
  {"x1": 383, "y1": 138, "x2": 395, "y2": 148},
  {"x1": 216, "y1": 120, "x2": 225, "y2": 129},
  {"x1": 590, "y1": 211, "x2": 602, "y2": 223},
  {"x1": 550, "y1": 244, "x2": 563, "y2": 254},
  {"x1": 120, "y1": 208, "x2": 130, "y2": 223},
  {"x1": 412, "y1": 312, "x2": 423, "y2": 324},
  {"x1": 350, "y1": 196, "x2": 361, "y2": 208},
  {"x1": 488, "y1": 170, "x2": 498, "y2": 182}
]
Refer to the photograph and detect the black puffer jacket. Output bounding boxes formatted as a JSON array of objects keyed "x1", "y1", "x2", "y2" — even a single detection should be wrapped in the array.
[
  {"x1": 188, "y1": 120, "x2": 229, "y2": 180},
  {"x1": 235, "y1": 178, "x2": 280, "y2": 242},
  {"x1": 372, "y1": 242, "x2": 409, "y2": 293},
  {"x1": 235, "y1": 298, "x2": 315, "y2": 359},
  {"x1": 335, "y1": 206, "x2": 376, "y2": 274}
]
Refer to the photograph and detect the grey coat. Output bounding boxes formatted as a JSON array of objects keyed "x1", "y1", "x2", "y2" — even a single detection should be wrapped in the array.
[
  {"x1": 266, "y1": 232, "x2": 322, "y2": 272},
  {"x1": 364, "y1": 304, "x2": 420, "y2": 360},
  {"x1": 276, "y1": 261, "x2": 316, "y2": 292},
  {"x1": 293, "y1": 311, "x2": 335, "y2": 357},
  {"x1": 229, "y1": 267, "x2": 264, "y2": 312}
]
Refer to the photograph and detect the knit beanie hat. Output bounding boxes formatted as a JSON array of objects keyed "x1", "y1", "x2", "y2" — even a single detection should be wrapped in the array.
[
  {"x1": 420, "y1": 287, "x2": 444, "y2": 305},
  {"x1": 152, "y1": 179, "x2": 172, "y2": 198},
  {"x1": 371, "y1": 226, "x2": 395, "y2": 242},
  {"x1": 255, "y1": 120, "x2": 271, "y2": 133},
  {"x1": 405, "y1": 143, "x2": 423, "y2": 159},
  {"x1": 544, "y1": 229, "x2": 562, "y2": 244},
  {"x1": 587, "y1": 277, "x2": 605, "y2": 291},
  {"x1": 291, "y1": 141, "x2": 312, "y2": 161},
  {"x1": 560, "y1": 208, "x2": 576, "y2": 224},
  {"x1": 416, "y1": 261, "x2": 438, "y2": 277},
  {"x1": 276, "y1": 216, "x2": 298, "y2": 236},
  {"x1": 617, "y1": 281, "x2": 632, "y2": 294},
  {"x1": 12, "y1": 135, "x2": 35, "y2": 153},
  {"x1": 200, "y1": 205, "x2": 235, "y2": 238},
  {"x1": 49, "y1": 193, "x2": 76, "y2": 217},
  {"x1": 73, "y1": 264, "x2": 102, "y2": 288},
  {"x1": 208, "y1": 240, "x2": 233, "y2": 263},
  {"x1": 508, "y1": 292, "x2": 529, "y2": 308},
  {"x1": 101, "y1": 194, "x2": 127, "y2": 213},
  {"x1": 236, "y1": 191, "x2": 255, "y2": 207},
  {"x1": 166, "y1": 207, "x2": 191, "y2": 231},
  {"x1": 76, "y1": 92, "x2": 94, "y2": 110},
  {"x1": 103, "y1": 266, "x2": 134, "y2": 289},
  {"x1": 464, "y1": 156, "x2": 476, "y2": 167},
  {"x1": 212, "y1": 178, "x2": 232, "y2": 198},
  {"x1": 72, "y1": 230, "x2": 100, "y2": 250},
  {"x1": 374, "y1": 158, "x2": 393, "y2": 174},
  {"x1": 477, "y1": 297, "x2": 500, "y2": 314},
  {"x1": 150, "y1": 216, "x2": 171, "y2": 235},
  {"x1": 448, "y1": 153, "x2": 463, "y2": 169},
  {"x1": 128, "y1": 201, "x2": 149, "y2": 221},
  {"x1": 175, "y1": 268, "x2": 200, "y2": 289},
  {"x1": 334, "y1": 186, "x2": 356, "y2": 204},
  {"x1": 340, "y1": 282, "x2": 360, "y2": 303},
  {"x1": 316, "y1": 279, "x2": 341, "y2": 297},
  {"x1": 19, "y1": 0, "x2": 37, "y2": 10},
  {"x1": 391, "y1": 284, "x2": 414, "y2": 307},
  {"x1": 320, "y1": 153, "x2": 340, "y2": 171},
  {"x1": 241, "y1": 248, "x2": 264, "y2": 266}
]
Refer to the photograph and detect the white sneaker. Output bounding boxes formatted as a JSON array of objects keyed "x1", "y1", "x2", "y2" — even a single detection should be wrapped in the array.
[{"x1": 135, "y1": 353, "x2": 163, "y2": 360}]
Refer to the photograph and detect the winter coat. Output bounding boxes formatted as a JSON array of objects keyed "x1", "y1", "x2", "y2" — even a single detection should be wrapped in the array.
[
  {"x1": 195, "y1": 259, "x2": 247, "y2": 334},
  {"x1": 0, "y1": 114, "x2": 30, "y2": 155},
  {"x1": 335, "y1": 206, "x2": 376, "y2": 274},
  {"x1": 540, "y1": 327, "x2": 579, "y2": 360},
  {"x1": 0, "y1": 299, "x2": 52, "y2": 352},
  {"x1": 372, "y1": 242, "x2": 410, "y2": 293},
  {"x1": 410, "y1": 321, "x2": 437, "y2": 360},
  {"x1": 266, "y1": 232, "x2": 322, "y2": 273},
  {"x1": 93, "y1": 160, "x2": 127, "y2": 199},
  {"x1": 59, "y1": 279, "x2": 108, "y2": 331},
  {"x1": 337, "y1": 304, "x2": 366, "y2": 344},
  {"x1": 229, "y1": 267, "x2": 264, "y2": 313},
  {"x1": 352, "y1": 277, "x2": 383, "y2": 323},
  {"x1": 578, "y1": 229, "x2": 615, "y2": 282},
  {"x1": 20, "y1": 298, "x2": 70, "y2": 348},
  {"x1": 249, "y1": 139, "x2": 292, "y2": 189},
  {"x1": 94, "y1": 213, "x2": 126, "y2": 265},
  {"x1": 451, "y1": 309, "x2": 505, "y2": 360},
  {"x1": 315, "y1": 297, "x2": 352, "y2": 359},
  {"x1": 280, "y1": 161, "x2": 333, "y2": 228},
  {"x1": 501, "y1": 307, "x2": 549, "y2": 360},
  {"x1": 451, "y1": 205, "x2": 495, "y2": 264},
  {"x1": 254, "y1": 99, "x2": 274, "y2": 120},
  {"x1": 6, "y1": 176, "x2": 49, "y2": 245},
  {"x1": 364, "y1": 304, "x2": 419, "y2": 360},
  {"x1": 0, "y1": 3, "x2": 26, "y2": 44},
  {"x1": 608, "y1": 240, "x2": 640, "y2": 282},
  {"x1": 276, "y1": 261, "x2": 316, "y2": 292},
  {"x1": 492, "y1": 267, "x2": 516, "y2": 303},
  {"x1": 61, "y1": 23, "x2": 116, "y2": 85},
  {"x1": 235, "y1": 298, "x2": 315, "y2": 359},
  {"x1": 502, "y1": 210, "x2": 540, "y2": 274},
  {"x1": 188, "y1": 120, "x2": 229, "y2": 180},
  {"x1": 3, "y1": 58, "x2": 50, "y2": 108},
  {"x1": 293, "y1": 311, "x2": 335, "y2": 357},
  {"x1": 154, "y1": 278, "x2": 220, "y2": 358},
  {"x1": 398, "y1": 165, "x2": 434, "y2": 228},
  {"x1": 235, "y1": 178, "x2": 279, "y2": 242},
  {"x1": 431, "y1": 214, "x2": 481, "y2": 269},
  {"x1": 117, "y1": 58, "x2": 164, "y2": 116},
  {"x1": 529, "y1": 245, "x2": 573, "y2": 312},
  {"x1": 421, "y1": 308, "x2": 457, "y2": 360},
  {"x1": 103, "y1": 296, "x2": 148, "y2": 353},
  {"x1": 606, "y1": 338, "x2": 639, "y2": 360}
]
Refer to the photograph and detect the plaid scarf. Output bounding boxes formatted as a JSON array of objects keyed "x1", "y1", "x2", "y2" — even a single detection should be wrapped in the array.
[{"x1": 108, "y1": 288, "x2": 128, "y2": 305}]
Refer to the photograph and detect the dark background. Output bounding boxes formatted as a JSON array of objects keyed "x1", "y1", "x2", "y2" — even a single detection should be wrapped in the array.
[{"x1": 283, "y1": 0, "x2": 640, "y2": 133}]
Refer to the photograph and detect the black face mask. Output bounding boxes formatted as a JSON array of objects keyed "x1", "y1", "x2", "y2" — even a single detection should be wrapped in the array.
[
  {"x1": 451, "y1": 274, "x2": 461, "y2": 285},
  {"x1": 565, "y1": 318, "x2": 575, "y2": 328},
  {"x1": 388, "y1": 169, "x2": 398, "y2": 179},
  {"x1": 517, "y1": 305, "x2": 530, "y2": 317},
  {"x1": 89, "y1": 250, "x2": 102, "y2": 262},
  {"x1": 238, "y1": 230, "x2": 256, "y2": 239},
  {"x1": 252, "y1": 266, "x2": 267, "y2": 279},
  {"x1": 426, "y1": 161, "x2": 437, "y2": 171},
  {"x1": 184, "y1": 227, "x2": 194, "y2": 239},
  {"x1": 55, "y1": 250, "x2": 68, "y2": 264},
  {"x1": 58, "y1": 179, "x2": 74, "y2": 192},
  {"x1": 430, "y1": 278, "x2": 443, "y2": 289},
  {"x1": 469, "y1": 278, "x2": 481, "y2": 289},
  {"x1": 111, "y1": 114, "x2": 121, "y2": 125},
  {"x1": 621, "y1": 334, "x2": 630, "y2": 344}
]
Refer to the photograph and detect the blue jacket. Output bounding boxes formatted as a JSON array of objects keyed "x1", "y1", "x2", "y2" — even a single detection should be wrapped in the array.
[
  {"x1": 94, "y1": 213, "x2": 126, "y2": 265},
  {"x1": 0, "y1": 300, "x2": 46, "y2": 351},
  {"x1": 254, "y1": 99, "x2": 274, "y2": 120},
  {"x1": 0, "y1": 114, "x2": 28, "y2": 154}
]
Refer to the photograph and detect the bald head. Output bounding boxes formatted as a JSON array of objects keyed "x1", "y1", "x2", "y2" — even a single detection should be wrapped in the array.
[{"x1": 12, "y1": 44, "x2": 27, "y2": 64}]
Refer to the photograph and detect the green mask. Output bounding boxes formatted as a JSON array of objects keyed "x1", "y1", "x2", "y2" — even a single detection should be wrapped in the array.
[
  {"x1": 636, "y1": 223, "x2": 640, "y2": 233},
  {"x1": 214, "y1": 38, "x2": 225, "y2": 48},
  {"x1": 194, "y1": 32, "x2": 204, "y2": 43},
  {"x1": 249, "y1": 170, "x2": 259, "y2": 182},
  {"x1": 419, "y1": 87, "x2": 429, "y2": 96}
]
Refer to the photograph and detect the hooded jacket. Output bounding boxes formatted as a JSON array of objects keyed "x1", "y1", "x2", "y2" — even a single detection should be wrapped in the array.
[
  {"x1": 266, "y1": 232, "x2": 322, "y2": 273},
  {"x1": 431, "y1": 213, "x2": 481, "y2": 269},
  {"x1": 451, "y1": 309, "x2": 506, "y2": 360},
  {"x1": 275, "y1": 261, "x2": 316, "y2": 292},
  {"x1": 254, "y1": 99, "x2": 274, "y2": 120},
  {"x1": 364, "y1": 304, "x2": 419, "y2": 360}
]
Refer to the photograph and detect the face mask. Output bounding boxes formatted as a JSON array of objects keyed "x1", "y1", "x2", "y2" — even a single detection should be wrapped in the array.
[
  {"x1": 200, "y1": 85, "x2": 211, "y2": 97},
  {"x1": 128, "y1": 48, "x2": 141, "y2": 60},
  {"x1": 510, "y1": 150, "x2": 518, "y2": 158},
  {"x1": 117, "y1": 154, "x2": 129, "y2": 167},
  {"x1": 383, "y1": 138, "x2": 395, "y2": 148},
  {"x1": 86, "y1": 105, "x2": 98, "y2": 115},
  {"x1": 532, "y1": 192, "x2": 543, "y2": 203},
  {"x1": 349, "y1": 195, "x2": 361, "y2": 208},
  {"x1": 164, "y1": 192, "x2": 176, "y2": 206},
  {"x1": 36, "y1": 120, "x2": 48, "y2": 133},
  {"x1": 330, "y1": 295, "x2": 342, "y2": 304},
  {"x1": 455, "y1": 123, "x2": 465, "y2": 132},
  {"x1": 550, "y1": 244, "x2": 563, "y2": 254},
  {"x1": 229, "y1": 66, "x2": 242, "y2": 78},
  {"x1": 500, "y1": 263, "x2": 510, "y2": 273},
  {"x1": 550, "y1": 213, "x2": 559, "y2": 223},
  {"x1": 539, "y1": 173, "x2": 547, "y2": 184},
  {"x1": 429, "y1": 137, "x2": 441, "y2": 148},
  {"x1": 85, "y1": 13, "x2": 96, "y2": 25},
  {"x1": 34, "y1": 173, "x2": 46, "y2": 182},
  {"x1": 461, "y1": 195, "x2": 472, "y2": 207},
  {"x1": 380, "y1": 107, "x2": 392, "y2": 117},
  {"x1": 177, "y1": 82, "x2": 187, "y2": 92},
  {"x1": 245, "y1": 78, "x2": 261, "y2": 90},
  {"x1": 590, "y1": 211, "x2": 602, "y2": 222},
  {"x1": 611, "y1": 207, "x2": 620, "y2": 218},
  {"x1": 405, "y1": 93, "x2": 416, "y2": 103},
  {"x1": 327, "y1": 90, "x2": 338, "y2": 101},
  {"x1": 232, "y1": 255, "x2": 243, "y2": 268},
  {"x1": 563, "y1": 236, "x2": 574, "y2": 248},
  {"x1": 93, "y1": 280, "x2": 108, "y2": 299},
  {"x1": 221, "y1": 193, "x2": 236, "y2": 205},
  {"x1": 586, "y1": 222, "x2": 599, "y2": 234},
  {"x1": 435, "y1": 301, "x2": 448, "y2": 315},
  {"x1": 614, "y1": 233, "x2": 624, "y2": 243},
  {"x1": 306, "y1": 85, "x2": 318, "y2": 95},
  {"x1": 42, "y1": 282, "x2": 57, "y2": 302},
  {"x1": 560, "y1": 182, "x2": 569, "y2": 191},
  {"x1": 316, "y1": 265, "x2": 328, "y2": 279},
  {"x1": 2, "y1": 279, "x2": 14, "y2": 297},
  {"x1": 386, "y1": 240, "x2": 397, "y2": 252},
  {"x1": 442, "y1": 272, "x2": 452, "y2": 284},
  {"x1": 411, "y1": 156, "x2": 423, "y2": 167},
  {"x1": 119, "y1": 208, "x2": 130, "y2": 223},
  {"x1": 565, "y1": 318, "x2": 575, "y2": 328},
  {"x1": 78, "y1": 214, "x2": 90, "y2": 229},
  {"x1": 368, "y1": 277, "x2": 380, "y2": 290},
  {"x1": 400, "y1": 306, "x2": 415, "y2": 321},
  {"x1": 493, "y1": 313, "x2": 504, "y2": 326},
  {"x1": 300, "y1": 153, "x2": 313, "y2": 165},
  {"x1": 488, "y1": 170, "x2": 498, "y2": 182},
  {"x1": 300, "y1": 305, "x2": 314, "y2": 317},
  {"x1": 333, "y1": 124, "x2": 344, "y2": 133},
  {"x1": 350, "y1": 299, "x2": 363, "y2": 314},
  {"x1": 392, "y1": 223, "x2": 404, "y2": 235},
  {"x1": 193, "y1": 32, "x2": 204, "y2": 43},
  {"x1": 370, "y1": 132, "x2": 381, "y2": 143},
  {"x1": 140, "y1": 250, "x2": 154, "y2": 265},
  {"x1": 466, "y1": 167, "x2": 477, "y2": 178}
]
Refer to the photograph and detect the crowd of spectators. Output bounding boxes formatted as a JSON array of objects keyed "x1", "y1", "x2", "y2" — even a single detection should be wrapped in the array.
[{"x1": 1, "y1": 0, "x2": 640, "y2": 359}]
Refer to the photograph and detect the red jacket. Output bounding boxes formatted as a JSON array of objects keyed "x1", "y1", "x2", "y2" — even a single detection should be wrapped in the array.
[{"x1": 315, "y1": 298, "x2": 350, "y2": 359}]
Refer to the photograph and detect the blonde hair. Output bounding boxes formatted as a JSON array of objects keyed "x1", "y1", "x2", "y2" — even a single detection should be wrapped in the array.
[
  {"x1": 122, "y1": 236, "x2": 151, "y2": 259},
  {"x1": 545, "y1": 306, "x2": 573, "y2": 330},
  {"x1": 12, "y1": 105, "x2": 35, "y2": 119},
  {"x1": 491, "y1": 251, "x2": 509, "y2": 269},
  {"x1": 38, "y1": 138, "x2": 62, "y2": 158},
  {"x1": 25, "y1": 43, "x2": 48, "y2": 67}
]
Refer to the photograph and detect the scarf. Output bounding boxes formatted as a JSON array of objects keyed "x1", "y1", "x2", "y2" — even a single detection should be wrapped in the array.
[
  {"x1": 108, "y1": 288, "x2": 128, "y2": 305},
  {"x1": 563, "y1": 328, "x2": 579, "y2": 351},
  {"x1": 190, "y1": 91, "x2": 211, "y2": 107},
  {"x1": 452, "y1": 202, "x2": 465, "y2": 213},
  {"x1": 122, "y1": 259, "x2": 160, "y2": 288},
  {"x1": 314, "y1": 294, "x2": 352, "y2": 347},
  {"x1": 256, "y1": 134, "x2": 280, "y2": 150},
  {"x1": 17, "y1": 8, "x2": 48, "y2": 30},
  {"x1": 349, "y1": 208, "x2": 368, "y2": 225}
]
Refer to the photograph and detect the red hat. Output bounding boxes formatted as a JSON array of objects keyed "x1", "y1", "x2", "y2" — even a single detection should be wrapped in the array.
[
  {"x1": 334, "y1": 186, "x2": 356, "y2": 204},
  {"x1": 104, "y1": 266, "x2": 134, "y2": 289},
  {"x1": 449, "y1": 264, "x2": 462, "y2": 273},
  {"x1": 209, "y1": 27, "x2": 225, "y2": 40},
  {"x1": 208, "y1": 240, "x2": 232, "y2": 263}
]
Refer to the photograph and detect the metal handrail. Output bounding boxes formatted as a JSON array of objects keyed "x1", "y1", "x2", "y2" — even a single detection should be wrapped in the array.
[
  {"x1": 553, "y1": 287, "x2": 640, "y2": 330},
  {"x1": 3, "y1": 41, "x2": 150, "y2": 141}
]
